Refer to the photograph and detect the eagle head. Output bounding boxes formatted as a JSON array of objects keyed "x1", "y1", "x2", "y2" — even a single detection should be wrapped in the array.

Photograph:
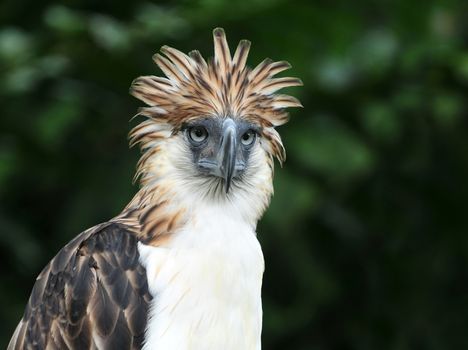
[{"x1": 129, "y1": 28, "x2": 301, "y2": 221}]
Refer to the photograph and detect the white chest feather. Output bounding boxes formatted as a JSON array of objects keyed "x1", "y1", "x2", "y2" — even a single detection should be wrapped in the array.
[{"x1": 138, "y1": 206, "x2": 265, "y2": 350}]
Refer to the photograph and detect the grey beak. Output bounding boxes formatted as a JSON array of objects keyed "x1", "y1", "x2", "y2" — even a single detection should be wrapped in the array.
[{"x1": 218, "y1": 119, "x2": 237, "y2": 193}]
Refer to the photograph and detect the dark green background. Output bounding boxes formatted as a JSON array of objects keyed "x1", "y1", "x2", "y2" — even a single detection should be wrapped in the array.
[{"x1": 2, "y1": 0, "x2": 468, "y2": 349}]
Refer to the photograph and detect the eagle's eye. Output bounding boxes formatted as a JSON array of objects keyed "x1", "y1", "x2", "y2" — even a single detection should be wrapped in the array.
[
  {"x1": 241, "y1": 130, "x2": 256, "y2": 146},
  {"x1": 188, "y1": 126, "x2": 208, "y2": 144}
]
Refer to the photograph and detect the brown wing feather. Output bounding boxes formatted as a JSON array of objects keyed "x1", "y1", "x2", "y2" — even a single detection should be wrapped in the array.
[{"x1": 8, "y1": 223, "x2": 152, "y2": 350}]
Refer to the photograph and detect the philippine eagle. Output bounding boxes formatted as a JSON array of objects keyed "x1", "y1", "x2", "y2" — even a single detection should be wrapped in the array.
[{"x1": 8, "y1": 28, "x2": 302, "y2": 350}]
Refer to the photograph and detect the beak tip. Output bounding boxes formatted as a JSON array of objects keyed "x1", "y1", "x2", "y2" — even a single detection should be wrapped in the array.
[{"x1": 225, "y1": 179, "x2": 231, "y2": 193}]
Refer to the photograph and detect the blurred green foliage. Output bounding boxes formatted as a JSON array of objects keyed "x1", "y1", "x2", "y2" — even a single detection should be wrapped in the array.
[{"x1": 2, "y1": 0, "x2": 468, "y2": 349}]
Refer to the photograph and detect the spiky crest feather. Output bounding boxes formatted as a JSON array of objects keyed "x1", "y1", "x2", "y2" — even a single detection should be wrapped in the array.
[{"x1": 130, "y1": 28, "x2": 302, "y2": 165}]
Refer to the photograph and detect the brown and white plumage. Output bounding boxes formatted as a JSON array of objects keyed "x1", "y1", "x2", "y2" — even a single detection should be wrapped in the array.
[{"x1": 9, "y1": 28, "x2": 301, "y2": 350}]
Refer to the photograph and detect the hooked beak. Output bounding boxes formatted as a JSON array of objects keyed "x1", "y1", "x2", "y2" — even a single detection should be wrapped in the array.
[{"x1": 218, "y1": 119, "x2": 237, "y2": 193}]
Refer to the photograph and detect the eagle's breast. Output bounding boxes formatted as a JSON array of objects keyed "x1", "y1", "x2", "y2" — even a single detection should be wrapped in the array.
[{"x1": 138, "y1": 204, "x2": 264, "y2": 350}]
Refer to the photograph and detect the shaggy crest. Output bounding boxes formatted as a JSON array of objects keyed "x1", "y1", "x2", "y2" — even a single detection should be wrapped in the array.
[{"x1": 130, "y1": 28, "x2": 302, "y2": 163}]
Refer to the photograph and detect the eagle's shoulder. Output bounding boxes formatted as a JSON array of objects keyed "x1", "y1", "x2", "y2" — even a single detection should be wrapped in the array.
[{"x1": 8, "y1": 222, "x2": 152, "y2": 350}]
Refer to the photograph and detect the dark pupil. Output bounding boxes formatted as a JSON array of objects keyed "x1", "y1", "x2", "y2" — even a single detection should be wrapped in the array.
[
  {"x1": 194, "y1": 128, "x2": 204, "y2": 137},
  {"x1": 243, "y1": 132, "x2": 251, "y2": 140}
]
